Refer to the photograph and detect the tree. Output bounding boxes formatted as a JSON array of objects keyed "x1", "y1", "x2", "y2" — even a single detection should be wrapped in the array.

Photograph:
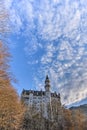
[
  {"x1": 0, "y1": 42, "x2": 24, "y2": 130},
  {"x1": 0, "y1": 42, "x2": 11, "y2": 86},
  {"x1": 62, "y1": 108, "x2": 74, "y2": 130},
  {"x1": 0, "y1": 0, "x2": 10, "y2": 85},
  {"x1": 22, "y1": 105, "x2": 46, "y2": 130},
  {"x1": 0, "y1": 0, "x2": 9, "y2": 36},
  {"x1": 0, "y1": 85, "x2": 24, "y2": 130},
  {"x1": 21, "y1": 98, "x2": 87, "y2": 130},
  {"x1": 71, "y1": 109, "x2": 85, "y2": 130},
  {"x1": 0, "y1": 2, "x2": 24, "y2": 129}
]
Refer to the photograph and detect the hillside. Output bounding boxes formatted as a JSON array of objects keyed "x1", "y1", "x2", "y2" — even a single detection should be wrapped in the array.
[
  {"x1": 70, "y1": 104, "x2": 87, "y2": 120},
  {"x1": 67, "y1": 97, "x2": 87, "y2": 108}
]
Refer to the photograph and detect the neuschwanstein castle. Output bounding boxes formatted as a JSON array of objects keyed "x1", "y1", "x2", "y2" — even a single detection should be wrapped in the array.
[{"x1": 21, "y1": 75, "x2": 61, "y2": 118}]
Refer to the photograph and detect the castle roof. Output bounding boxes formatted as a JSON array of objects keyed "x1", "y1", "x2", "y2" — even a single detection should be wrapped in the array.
[
  {"x1": 22, "y1": 89, "x2": 60, "y2": 98},
  {"x1": 21, "y1": 75, "x2": 60, "y2": 98}
]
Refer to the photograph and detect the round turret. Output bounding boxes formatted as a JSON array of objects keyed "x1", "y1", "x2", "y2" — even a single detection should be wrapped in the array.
[{"x1": 45, "y1": 75, "x2": 51, "y2": 92}]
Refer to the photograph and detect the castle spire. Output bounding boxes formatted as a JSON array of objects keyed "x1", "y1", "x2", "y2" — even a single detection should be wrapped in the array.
[{"x1": 45, "y1": 75, "x2": 51, "y2": 91}]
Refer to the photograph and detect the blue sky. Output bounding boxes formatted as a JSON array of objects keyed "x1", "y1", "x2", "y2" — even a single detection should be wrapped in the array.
[{"x1": 4, "y1": 0, "x2": 87, "y2": 106}]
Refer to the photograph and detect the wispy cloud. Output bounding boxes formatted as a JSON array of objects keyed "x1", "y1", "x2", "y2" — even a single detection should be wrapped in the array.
[{"x1": 6, "y1": 0, "x2": 87, "y2": 105}]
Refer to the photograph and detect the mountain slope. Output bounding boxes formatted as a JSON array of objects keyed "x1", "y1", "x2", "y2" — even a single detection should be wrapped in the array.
[
  {"x1": 70, "y1": 104, "x2": 87, "y2": 120},
  {"x1": 67, "y1": 97, "x2": 87, "y2": 108}
]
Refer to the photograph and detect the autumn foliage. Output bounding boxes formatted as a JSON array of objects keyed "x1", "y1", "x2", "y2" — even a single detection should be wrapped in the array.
[
  {"x1": 0, "y1": 42, "x2": 24, "y2": 130},
  {"x1": 21, "y1": 100, "x2": 86, "y2": 130},
  {"x1": 0, "y1": 1, "x2": 25, "y2": 129},
  {"x1": 0, "y1": 85, "x2": 24, "y2": 130},
  {"x1": 0, "y1": 42, "x2": 11, "y2": 84},
  {"x1": 0, "y1": 41, "x2": 24, "y2": 130}
]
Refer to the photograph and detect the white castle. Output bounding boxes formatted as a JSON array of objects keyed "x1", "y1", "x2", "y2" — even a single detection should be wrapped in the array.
[{"x1": 21, "y1": 75, "x2": 61, "y2": 118}]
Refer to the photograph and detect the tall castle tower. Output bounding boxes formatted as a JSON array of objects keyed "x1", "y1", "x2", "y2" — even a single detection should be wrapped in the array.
[
  {"x1": 44, "y1": 75, "x2": 51, "y2": 104},
  {"x1": 45, "y1": 75, "x2": 51, "y2": 92}
]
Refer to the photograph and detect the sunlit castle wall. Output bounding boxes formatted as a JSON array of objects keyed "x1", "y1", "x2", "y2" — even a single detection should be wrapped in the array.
[{"x1": 21, "y1": 75, "x2": 61, "y2": 118}]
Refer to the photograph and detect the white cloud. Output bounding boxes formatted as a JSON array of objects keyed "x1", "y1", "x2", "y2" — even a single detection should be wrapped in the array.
[
  {"x1": 5, "y1": 0, "x2": 87, "y2": 105},
  {"x1": 4, "y1": 0, "x2": 13, "y2": 9},
  {"x1": 41, "y1": 43, "x2": 56, "y2": 64}
]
